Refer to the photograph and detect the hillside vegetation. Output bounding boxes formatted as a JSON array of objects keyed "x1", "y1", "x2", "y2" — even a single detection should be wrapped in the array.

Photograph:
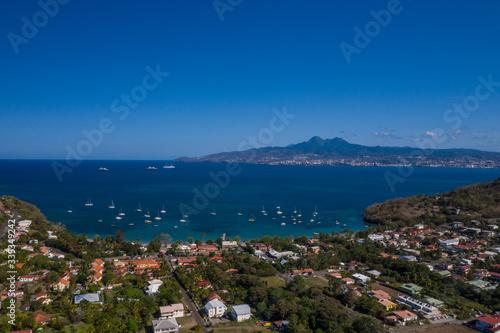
[{"x1": 364, "y1": 178, "x2": 500, "y2": 228}]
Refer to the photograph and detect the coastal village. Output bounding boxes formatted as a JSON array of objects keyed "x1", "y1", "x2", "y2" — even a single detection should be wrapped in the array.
[{"x1": 0, "y1": 190, "x2": 500, "y2": 333}]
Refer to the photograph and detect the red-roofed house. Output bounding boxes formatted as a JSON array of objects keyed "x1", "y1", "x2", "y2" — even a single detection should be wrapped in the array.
[
  {"x1": 473, "y1": 314, "x2": 500, "y2": 332},
  {"x1": 196, "y1": 280, "x2": 212, "y2": 289},
  {"x1": 370, "y1": 290, "x2": 391, "y2": 301},
  {"x1": 391, "y1": 310, "x2": 418, "y2": 322},
  {"x1": 30, "y1": 313, "x2": 51, "y2": 324}
]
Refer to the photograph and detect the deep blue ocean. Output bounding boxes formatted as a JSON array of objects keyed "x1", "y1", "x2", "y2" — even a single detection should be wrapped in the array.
[{"x1": 0, "y1": 160, "x2": 498, "y2": 242}]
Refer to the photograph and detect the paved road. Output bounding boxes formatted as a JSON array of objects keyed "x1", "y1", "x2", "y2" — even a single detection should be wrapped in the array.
[
  {"x1": 391, "y1": 320, "x2": 475, "y2": 332},
  {"x1": 179, "y1": 285, "x2": 209, "y2": 333},
  {"x1": 168, "y1": 260, "x2": 209, "y2": 333}
]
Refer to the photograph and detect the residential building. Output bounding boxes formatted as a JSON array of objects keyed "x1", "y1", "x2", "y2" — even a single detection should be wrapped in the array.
[
  {"x1": 396, "y1": 295, "x2": 439, "y2": 315},
  {"x1": 231, "y1": 304, "x2": 251, "y2": 322},
  {"x1": 152, "y1": 318, "x2": 179, "y2": 333},
  {"x1": 205, "y1": 299, "x2": 227, "y2": 318},
  {"x1": 473, "y1": 314, "x2": 500, "y2": 333},
  {"x1": 370, "y1": 290, "x2": 391, "y2": 301},
  {"x1": 74, "y1": 292, "x2": 101, "y2": 304},
  {"x1": 160, "y1": 303, "x2": 184, "y2": 319},
  {"x1": 147, "y1": 279, "x2": 163, "y2": 295},
  {"x1": 391, "y1": 310, "x2": 418, "y2": 322},
  {"x1": 379, "y1": 299, "x2": 397, "y2": 311},
  {"x1": 352, "y1": 273, "x2": 371, "y2": 284},
  {"x1": 400, "y1": 283, "x2": 423, "y2": 295},
  {"x1": 29, "y1": 313, "x2": 51, "y2": 325}
]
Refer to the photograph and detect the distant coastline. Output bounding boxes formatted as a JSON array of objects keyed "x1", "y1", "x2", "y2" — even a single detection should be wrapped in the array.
[{"x1": 176, "y1": 136, "x2": 500, "y2": 169}]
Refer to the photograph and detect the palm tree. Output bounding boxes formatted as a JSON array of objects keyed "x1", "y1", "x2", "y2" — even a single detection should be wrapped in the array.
[{"x1": 201, "y1": 233, "x2": 206, "y2": 242}]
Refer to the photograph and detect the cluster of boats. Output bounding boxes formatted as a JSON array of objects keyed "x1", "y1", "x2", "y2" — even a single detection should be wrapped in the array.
[
  {"x1": 213, "y1": 205, "x2": 347, "y2": 227},
  {"x1": 97, "y1": 165, "x2": 175, "y2": 171},
  {"x1": 68, "y1": 200, "x2": 348, "y2": 229},
  {"x1": 68, "y1": 200, "x2": 173, "y2": 227}
]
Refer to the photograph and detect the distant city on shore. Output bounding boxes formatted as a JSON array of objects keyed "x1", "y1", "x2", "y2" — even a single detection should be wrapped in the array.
[{"x1": 176, "y1": 137, "x2": 500, "y2": 169}]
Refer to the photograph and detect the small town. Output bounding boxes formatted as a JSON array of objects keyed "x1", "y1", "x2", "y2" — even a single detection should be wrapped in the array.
[{"x1": 0, "y1": 188, "x2": 499, "y2": 333}]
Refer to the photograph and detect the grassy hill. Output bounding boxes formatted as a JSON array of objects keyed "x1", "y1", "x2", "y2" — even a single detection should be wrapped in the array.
[{"x1": 363, "y1": 178, "x2": 500, "y2": 228}]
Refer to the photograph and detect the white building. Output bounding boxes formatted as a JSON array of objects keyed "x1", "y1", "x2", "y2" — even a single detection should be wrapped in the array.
[
  {"x1": 352, "y1": 273, "x2": 371, "y2": 285},
  {"x1": 160, "y1": 303, "x2": 184, "y2": 319},
  {"x1": 368, "y1": 234, "x2": 384, "y2": 241},
  {"x1": 231, "y1": 304, "x2": 251, "y2": 322},
  {"x1": 17, "y1": 220, "x2": 32, "y2": 229},
  {"x1": 205, "y1": 299, "x2": 227, "y2": 318},
  {"x1": 146, "y1": 279, "x2": 163, "y2": 295},
  {"x1": 152, "y1": 318, "x2": 179, "y2": 333}
]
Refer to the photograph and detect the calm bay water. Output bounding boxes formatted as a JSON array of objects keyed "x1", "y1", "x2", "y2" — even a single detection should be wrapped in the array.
[{"x1": 0, "y1": 160, "x2": 498, "y2": 242}]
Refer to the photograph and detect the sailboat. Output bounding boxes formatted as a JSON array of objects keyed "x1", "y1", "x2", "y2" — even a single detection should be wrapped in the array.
[
  {"x1": 276, "y1": 206, "x2": 282, "y2": 215},
  {"x1": 115, "y1": 215, "x2": 122, "y2": 220},
  {"x1": 108, "y1": 200, "x2": 115, "y2": 209},
  {"x1": 210, "y1": 207, "x2": 216, "y2": 216},
  {"x1": 144, "y1": 209, "x2": 150, "y2": 218},
  {"x1": 85, "y1": 198, "x2": 93, "y2": 207},
  {"x1": 293, "y1": 207, "x2": 297, "y2": 214},
  {"x1": 298, "y1": 210, "x2": 302, "y2": 217},
  {"x1": 118, "y1": 208, "x2": 125, "y2": 216},
  {"x1": 237, "y1": 209, "x2": 242, "y2": 216},
  {"x1": 154, "y1": 210, "x2": 161, "y2": 220},
  {"x1": 313, "y1": 206, "x2": 318, "y2": 216},
  {"x1": 97, "y1": 215, "x2": 103, "y2": 223},
  {"x1": 67, "y1": 206, "x2": 72, "y2": 213},
  {"x1": 180, "y1": 214, "x2": 187, "y2": 223},
  {"x1": 136, "y1": 203, "x2": 142, "y2": 212},
  {"x1": 248, "y1": 214, "x2": 256, "y2": 222},
  {"x1": 261, "y1": 205, "x2": 267, "y2": 214},
  {"x1": 160, "y1": 205, "x2": 166, "y2": 214}
]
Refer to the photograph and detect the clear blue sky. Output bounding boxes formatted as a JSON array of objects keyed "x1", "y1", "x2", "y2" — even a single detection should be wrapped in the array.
[{"x1": 1, "y1": 0, "x2": 499, "y2": 159}]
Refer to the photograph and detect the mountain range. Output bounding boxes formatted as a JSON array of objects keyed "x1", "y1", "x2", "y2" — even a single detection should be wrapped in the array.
[{"x1": 175, "y1": 137, "x2": 500, "y2": 168}]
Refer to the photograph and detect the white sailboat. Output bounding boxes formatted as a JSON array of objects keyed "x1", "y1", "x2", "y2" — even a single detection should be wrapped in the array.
[
  {"x1": 136, "y1": 202, "x2": 142, "y2": 212},
  {"x1": 115, "y1": 215, "x2": 122, "y2": 220},
  {"x1": 237, "y1": 209, "x2": 242, "y2": 216},
  {"x1": 298, "y1": 210, "x2": 302, "y2": 217},
  {"x1": 97, "y1": 215, "x2": 102, "y2": 223},
  {"x1": 154, "y1": 210, "x2": 161, "y2": 220},
  {"x1": 118, "y1": 208, "x2": 125, "y2": 216},
  {"x1": 261, "y1": 205, "x2": 267, "y2": 214},
  {"x1": 67, "y1": 206, "x2": 72, "y2": 213},
  {"x1": 144, "y1": 209, "x2": 150, "y2": 218},
  {"x1": 85, "y1": 198, "x2": 93, "y2": 207},
  {"x1": 276, "y1": 206, "x2": 282, "y2": 215},
  {"x1": 210, "y1": 207, "x2": 216, "y2": 216},
  {"x1": 313, "y1": 206, "x2": 318, "y2": 216},
  {"x1": 108, "y1": 200, "x2": 115, "y2": 209},
  {"x1": 160, "y1": 205, "x2": 166, "y2": 214}
]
